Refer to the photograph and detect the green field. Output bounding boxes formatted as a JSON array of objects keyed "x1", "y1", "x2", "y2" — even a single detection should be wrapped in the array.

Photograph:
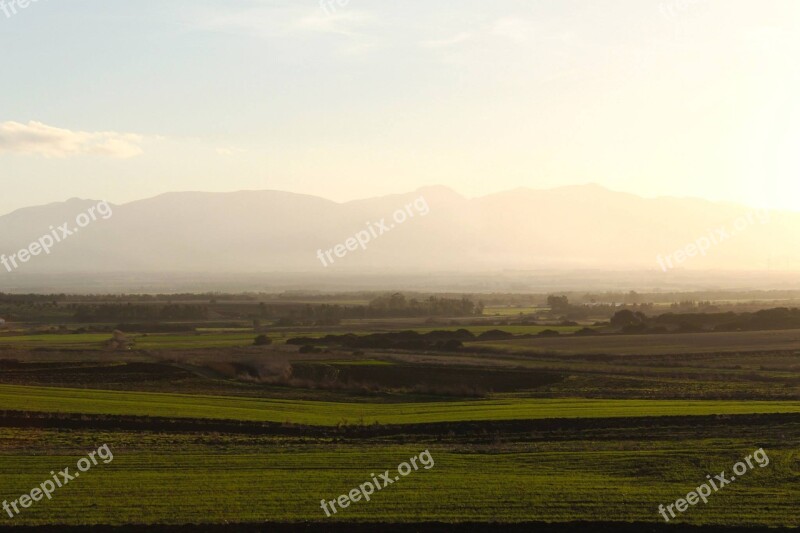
[
  {"x1": 0, "y1": 332, "x2": 257, "y2": 350},
  {"x1": 0, "y1": 333, "x2": 114, "y2": 348},
  {"x1": 415, "y1": 325, "x2": 581, "y2": 335},
  {"x1": 1, "y1": 312, "x2": 798, "y2": 528},
  {"x1": 1, "y1": 384, "x2": 799, "y2": 426},
  {"x1": 483, "y1": 306, "x2": 544, "y2": 316},
  {"x1": 0, "y1": 325, "x2": 583, "y2": 351},
  {"x1": 0, "y1": 428, "x2": 796, "y2": 526}
]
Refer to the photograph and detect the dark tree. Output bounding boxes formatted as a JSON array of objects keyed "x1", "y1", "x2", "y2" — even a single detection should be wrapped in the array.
[
  {"x1": 253, "y1": 335, "x2": 272, "y2": 346},
  {"x1": 547, "y1": 295, "x2": 570, "y2": 313},
  {"x1": 610, "y1": 309, "x2": 647, "y2": 328}
]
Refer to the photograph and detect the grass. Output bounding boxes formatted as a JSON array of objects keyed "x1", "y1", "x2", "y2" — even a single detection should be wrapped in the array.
[
  {"x1": 0, "y1": 332, "x2": 260, "y2": 350},
  {"x1": 195, "y1": 327, "x2": 255, "y2": 332},
  {"x1": 0, "y1": 428, "x2": 796, "y2": 526},
  {"x1": 483, "y1": 306, "x2": 545, "y2": 316},
  {"x1": 1, "y1": 384, "x2": 799, "y2": 426},
  {"x1": 325, "y1": 359, "x2": 396, "y2": 366},
  {"x1": 0, "y1": 333, "x2": 111, "y2": 348},
  {"x1": 414, "y1": 325, "x2": 581, "y2": 335},
  {"x1": 0, "y1": 325, "x2": 581, "y2": 351}
]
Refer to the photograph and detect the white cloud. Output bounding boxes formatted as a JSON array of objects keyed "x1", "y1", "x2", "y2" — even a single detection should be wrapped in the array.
[{"x1": 0, "y1": 121, "x2": 144, "y2": 159}]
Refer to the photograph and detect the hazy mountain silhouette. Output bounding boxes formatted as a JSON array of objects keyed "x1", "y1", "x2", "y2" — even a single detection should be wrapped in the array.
[{"x1": 1, "y1": 184, "x2": 798, "y2": 276}]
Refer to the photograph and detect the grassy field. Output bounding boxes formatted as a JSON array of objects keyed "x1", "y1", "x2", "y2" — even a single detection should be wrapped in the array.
[
  {"x1": 1, "y1": 319, "x2": 798, "y2": 529},
  {"x1": 412, "y1": 325, "x2": 581, "y2": 335},
  {"x1": 3, "y1": 326, "x2": 794, "y2": 355},
  {"x1": 0, "y1": 333, "x2": 257, "y2": 350},
  {"x1": 0, "y1": 325, "x2": 583, "y2": 351},
  {"x1": 0, "y1": 427, "x2": 796, "y2": 526},
  {"x1": 483, "y1": 306, "x2": 544, "y2": 316},
  {"x1": 1, "y1": 384, "x2": 799, "y2": 426}
]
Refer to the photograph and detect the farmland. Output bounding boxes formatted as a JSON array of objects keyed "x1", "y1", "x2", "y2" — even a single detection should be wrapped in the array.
[
  {"x1": 2, "y1": 384, "x2": 799, "y2": 426},
  {"x1": 0, "y1": 425, "x2": 797, "y2": 527},
  {"x1": 0, "y1": 324, "x2": 584, "y2": 351},
  {"x1": 0, "y1": 295, "x2": 799, "y2": 531},
  {"x1": 6, "y1": 2, "x2": 800, "y2": 529},
  {"x1": 469, "y1": 328, "x2": 800, "y2": 356}
]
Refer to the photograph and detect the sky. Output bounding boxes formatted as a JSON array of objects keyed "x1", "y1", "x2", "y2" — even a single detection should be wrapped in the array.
[{"x1": 0, "y1": 0, "x2": 798, "y2": 216}]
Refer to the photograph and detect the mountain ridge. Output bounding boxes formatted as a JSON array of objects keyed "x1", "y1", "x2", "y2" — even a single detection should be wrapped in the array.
[{"x1": 0, "y1": 184, "x2": 797, "y2": 277}]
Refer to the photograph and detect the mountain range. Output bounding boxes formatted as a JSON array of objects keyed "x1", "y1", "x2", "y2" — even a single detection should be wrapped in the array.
[{"x1": 1, "y1": 184, "x2": 798, "y2": 281}]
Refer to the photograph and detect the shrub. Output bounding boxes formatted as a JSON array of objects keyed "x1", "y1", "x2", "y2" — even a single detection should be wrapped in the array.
[
  {"x1": 299, "y1": 345, "x2": 322, "y2": 354},
  {"x1": 254, "y1": 334, "x2": 272, "y2": 346},
  {"x1": 538, "y1": 329, "x2": 560, "y2": 337},
  {"x1": 435, "y1": 339, "x2": 463, "y2": 351},
  {"x1": 476, "y1": 329, "x2": 514, "y2": 341}
]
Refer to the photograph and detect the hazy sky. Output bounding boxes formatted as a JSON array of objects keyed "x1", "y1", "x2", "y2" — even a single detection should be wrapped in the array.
[{"x1": 1, "y1": 0, "x2": 798, "y2": 215}]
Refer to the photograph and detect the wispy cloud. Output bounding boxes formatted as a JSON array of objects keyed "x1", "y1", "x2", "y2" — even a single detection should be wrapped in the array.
[
  {"x1": 0, "y1": 121, "x2": 144, "y2": 159},
  {"x1": 293, "y1": 10, "x2": 372, "y2": 37},
  {"x1": 418, "y1": 15, "x2": 587, "y2": 84},
  {"x1": 184, "y1": 4, "x2": 372, "y2": 39},
  {"x1": 216, "y1": 146, "x2": 247, "y2": 156},
  {"x1": 420, "y1": 32, "x2": 473, "y2": 49},
  {"x1": 490, "y1": 17, "x2": 536, "y2": 43},
  {"x1": 420, "y1": 16, "x2": 539, "y2": 50}
]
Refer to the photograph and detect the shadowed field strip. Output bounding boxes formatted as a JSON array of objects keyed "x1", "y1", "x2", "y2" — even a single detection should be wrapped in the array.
[
  {"x1": 473, "y1": 328, "x2": 800, "y2": 356},
  {"x1": 1, "y1": 384, "x2": 799, "y2": 426}
]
